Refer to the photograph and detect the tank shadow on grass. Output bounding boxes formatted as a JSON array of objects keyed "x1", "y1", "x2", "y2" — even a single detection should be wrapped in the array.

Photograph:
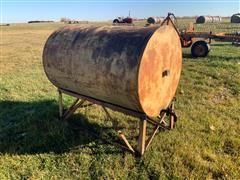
[{"x1": 0, "y1": 100, "x2": 124, "y2": 155}]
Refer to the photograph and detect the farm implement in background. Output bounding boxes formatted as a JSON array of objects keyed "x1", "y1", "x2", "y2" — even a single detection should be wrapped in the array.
[
  {"x1": 180, "y1": 29, "x2": 240, "y2": 57},
  {"x1": 113, "y1": 11, "x2": 133, "y2": 26},
  {"x1": 162, "y1": 13, "x2": 240, "y2": 58},
  {"x1": 113, "y1": 17, "x2": 133, "y2": 25}
]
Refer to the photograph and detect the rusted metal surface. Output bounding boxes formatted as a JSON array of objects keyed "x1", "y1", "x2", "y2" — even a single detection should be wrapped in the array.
[
  {"x1": 43, "y1": 25, "x2": 182, "y2": 117},
  {"x1": 138, "y1": 25, "x2": 182, "y2": 116}
]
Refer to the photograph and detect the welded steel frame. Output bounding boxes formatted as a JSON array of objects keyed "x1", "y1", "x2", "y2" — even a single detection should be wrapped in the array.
[{"x1": 58, "y1": 88, "x2": 177, "y2": 156}]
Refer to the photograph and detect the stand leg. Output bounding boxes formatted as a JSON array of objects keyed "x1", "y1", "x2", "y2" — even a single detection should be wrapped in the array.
[
  {"x1": 138, "y1": 119, "x2": 147, "y2": 155},
  {"x1": 170, "y1": 102, "x2": 175, "y2": 129},
  {"x1": 59, "y1": 89, "x2": 63, "y2": 119}
]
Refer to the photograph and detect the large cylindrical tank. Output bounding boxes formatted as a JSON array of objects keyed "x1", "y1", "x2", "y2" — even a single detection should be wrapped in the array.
[
  {"x1": 231, "y1": 14, "x2": 240, "y2": 23},
  {"x1": 43, "y1": 25, "x2": 182, "y2": 117},
  {"x1": 147, "y1": 17, "x2": 164, "y2": 24}
]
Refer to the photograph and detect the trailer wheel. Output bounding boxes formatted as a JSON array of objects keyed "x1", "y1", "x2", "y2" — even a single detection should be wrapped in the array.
[{"x1": 191, "y1": 40, "x2": 210, "y2": 58}]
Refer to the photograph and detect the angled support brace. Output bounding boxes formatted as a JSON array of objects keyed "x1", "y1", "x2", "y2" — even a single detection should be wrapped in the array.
[
  {"x1": 145, "y1": 113, "x2": 167, "y2": 151},
  {"x1": 63, "y1": 99, "x2": 86, "y2": 120},
  {"x1": 118, "y1": 131, "x2": 135, "y2": 153},
  {"x1": 58, "y1": 89, "x2": 86, "y2": 120},
  {"x1": 102, "y1": 106, "x2": 114, "y2": 121}
]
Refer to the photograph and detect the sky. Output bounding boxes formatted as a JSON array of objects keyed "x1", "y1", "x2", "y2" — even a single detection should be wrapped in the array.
[{"x1": 1, "y1": 0, "x2": 240, "y2": 23}]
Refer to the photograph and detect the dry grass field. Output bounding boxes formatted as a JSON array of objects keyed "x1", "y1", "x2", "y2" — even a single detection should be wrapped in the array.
[{"x1": 0, "y1": 21, "x2": 240, "y2": 179}]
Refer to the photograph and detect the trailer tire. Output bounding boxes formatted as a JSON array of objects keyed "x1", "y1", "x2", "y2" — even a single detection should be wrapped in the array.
[{"x1": 191, "y1": 40, "x2": 210, "y2": 58}]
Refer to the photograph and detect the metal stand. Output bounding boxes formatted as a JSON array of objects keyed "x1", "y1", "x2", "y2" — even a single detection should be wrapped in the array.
[{"x1": 58, "y1": 88, "x2": 177, "y2": 156}]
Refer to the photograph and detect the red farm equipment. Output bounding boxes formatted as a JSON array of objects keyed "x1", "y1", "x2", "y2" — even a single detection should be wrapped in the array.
[{"x1": 162, "y1": 13, "x2": 240, "y2": 58}]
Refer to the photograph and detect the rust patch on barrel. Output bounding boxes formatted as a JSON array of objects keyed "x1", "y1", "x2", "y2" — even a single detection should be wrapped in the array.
[{"x1": 138, "y1": 25, "x2": 182, "y2": 117}]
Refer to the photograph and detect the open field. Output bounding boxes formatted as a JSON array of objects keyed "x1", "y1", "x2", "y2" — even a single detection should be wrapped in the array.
[{"x1": 0, "y1": 21, "x2": 240, "y2": 179}]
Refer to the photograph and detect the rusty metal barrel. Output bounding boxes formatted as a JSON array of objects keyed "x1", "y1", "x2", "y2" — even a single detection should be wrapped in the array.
[{"x1": 43, "y1": 25, "x2": 182, "y2": 117}]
